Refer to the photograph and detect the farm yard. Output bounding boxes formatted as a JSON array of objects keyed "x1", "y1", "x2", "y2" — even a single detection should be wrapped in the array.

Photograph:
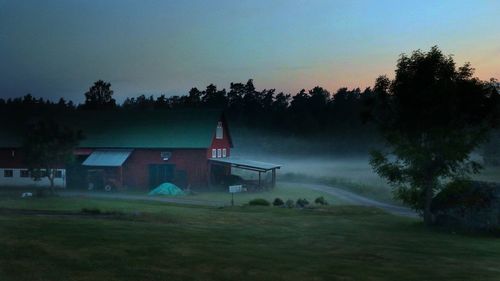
[
  {"x1": 1, "y1": 1, "x2": 500, "y2": 280},
  {"x1": 1, "y1": 179, "x2": 500, "y2": 281}
]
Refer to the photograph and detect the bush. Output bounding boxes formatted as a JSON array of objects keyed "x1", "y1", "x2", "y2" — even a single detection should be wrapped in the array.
[
  {"x1": 432, "y1": 180, "x2": 500, "y2": 232},
  {"x1": 273, "y1": 198, "x2": 284, "y2": 206},
  {"x1": 296, "y1": 198, "x2": 309, "y2": 208},
  {"x1": 314, "y1": 196, "x2": 328, "y2": 205},
  {"x1": 284, "y1": 199, "x2": 295, "y2": 208},
  {"x1": 248, "y1": 198, "x2": 270, "y2": 206}
]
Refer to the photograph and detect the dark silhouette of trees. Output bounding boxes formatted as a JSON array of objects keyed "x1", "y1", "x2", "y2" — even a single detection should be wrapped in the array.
[
  {"x1": 368, "y1": 46, "x2": 499, "y2": 225},
  {"x1": 4, "y1": 46, "x2": 498, "y2": 160},
  {"x1": 22, "y1": 120, "x2": 83, "y2": 194},
  {"x1": 82, "y1": 80, "x2": 116, "y2": 110}
]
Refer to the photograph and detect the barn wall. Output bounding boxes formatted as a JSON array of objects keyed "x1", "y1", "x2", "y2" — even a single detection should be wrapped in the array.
[
  {"x1": 207, "y1": 119, "x2": 232, "y2": 159},
  {"x1": 123, "y1": 149, "x2": 209, "y2": 189},
  {"x1": 0, "y1": 149, "x2": 26, "y2": 168},
  {"x1": 0, "y1": 168, "x2": 66, "y2": 187},
  {"x1": 0, "y1": 149, "x2": 66, "y2": 187}
]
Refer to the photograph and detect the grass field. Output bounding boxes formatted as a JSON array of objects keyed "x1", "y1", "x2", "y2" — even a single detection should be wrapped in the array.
[
  {"x1": 1, "y1": 196, "x2": 499, "y2": 281},
  {"x1": 188, "y1": 183, "x2": 340, "y2": 205},
  {"x1": 270, "y1": 157, "x2": 500, "y2": 204}
]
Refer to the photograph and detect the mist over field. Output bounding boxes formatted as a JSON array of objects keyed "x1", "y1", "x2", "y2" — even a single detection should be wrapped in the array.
[{"x1": 230, "y1": 128, "x2": 500, "y2": 204}]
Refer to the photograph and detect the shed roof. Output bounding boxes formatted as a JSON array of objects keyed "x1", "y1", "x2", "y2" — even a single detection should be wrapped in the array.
[
  {"x1": 82, "y1": 149, "x2": 133, "y2": 167},
  {"x1": 0, "y1": 109, "x2": 230, "y2": 149},
  {"x1": 209, "y1": 157, "x2": 281, "y2": 172}
]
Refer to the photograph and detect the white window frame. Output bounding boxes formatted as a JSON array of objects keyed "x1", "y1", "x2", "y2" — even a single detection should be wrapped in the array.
[
  {"x1": 4, "y1": 169, "x2": 13, "y2": 178},
  {"x1": 212, "y1": 149, "x2": 217, "y2": 158},
  {"x1": 20, "y1": 170, "x2": 30, "y2": 178},
  {"x1": 222, "y1": 148, "x2": 226, "y2": 158},
  {"x1": 217, "y1": 148, "x2": 222, "y2": 158}
]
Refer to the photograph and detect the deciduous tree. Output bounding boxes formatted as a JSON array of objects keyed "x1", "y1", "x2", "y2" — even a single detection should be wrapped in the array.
[
  {"x1": 23, "y1": 120, "x2": 83, "y2": 194},
  {"x1": 369, "y1": 46, "x2": 499, "y2": 225}
]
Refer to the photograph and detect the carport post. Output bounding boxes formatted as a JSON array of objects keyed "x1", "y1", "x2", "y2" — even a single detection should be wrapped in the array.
[
  {"x1": 208, "y1": 162, "x2": 212, "y2": 190},
  {"x1": 119, "y1": 166, "x2": 123, "y2": 188},
  {"x1": 258, "y1": 171, "x2": 261, "y2": 189},
  {"x1": 272, "y1": 169, "x2": 276, "y2": 188}
]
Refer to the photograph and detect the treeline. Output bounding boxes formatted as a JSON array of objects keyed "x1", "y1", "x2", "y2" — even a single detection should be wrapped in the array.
[
  {"x1": 3, "y1": 78, "x2": 499, "y2": 157},
  {"x1": 124, "y1": 80, "x2": 374, "y2": 136},
  {"x1": 2, "y1": 79, "x2": 375, "y2": 138}
]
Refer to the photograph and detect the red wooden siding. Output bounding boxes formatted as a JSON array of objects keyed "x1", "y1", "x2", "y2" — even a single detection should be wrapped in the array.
[
  {"x1": 0, "y1": 149, "x2": 65, "y2": 169},
  {"x1": 207, "y1": 118, "x2": 232, "y2": 159},
  {"x1": 123, "y1": 149, "x2": 208, "y2": 189}
]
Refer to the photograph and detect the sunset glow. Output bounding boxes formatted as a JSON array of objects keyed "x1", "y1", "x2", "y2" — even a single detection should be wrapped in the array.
[{"x1": 1, "y1": 0, "x2": 499, "y2": 101}]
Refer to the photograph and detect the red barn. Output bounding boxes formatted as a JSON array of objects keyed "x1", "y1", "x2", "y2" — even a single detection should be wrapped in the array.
[{"x1": 0, "y1": 109, "x2": 280, "y2": 190}]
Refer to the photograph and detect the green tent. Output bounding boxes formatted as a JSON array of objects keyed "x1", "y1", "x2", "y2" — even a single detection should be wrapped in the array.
[{"x1": 148, "y1": 183, "x2": 185, "y2": 196}]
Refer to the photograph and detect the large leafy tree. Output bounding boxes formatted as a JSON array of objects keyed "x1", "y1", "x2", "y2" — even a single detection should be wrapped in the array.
[
  {"x1": 369, "y1": 46, "x2": 499, "y2": 225},
  {"x1": 23, "y1": 120, "x2": 83, "y2": 194},
  {"x1": 83, "y1": 80, "x2": 116, "y2": 110}
]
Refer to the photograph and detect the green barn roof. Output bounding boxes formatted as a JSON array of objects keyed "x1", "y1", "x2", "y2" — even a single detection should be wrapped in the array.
[{"x1": 0, "y1": 109, "x2": 230, "y2": 149}]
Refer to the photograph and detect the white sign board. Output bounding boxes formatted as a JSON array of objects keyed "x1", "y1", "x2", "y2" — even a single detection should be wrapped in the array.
[{"x1": 229, "y1": 185, "x2": 243, "y2": 193}]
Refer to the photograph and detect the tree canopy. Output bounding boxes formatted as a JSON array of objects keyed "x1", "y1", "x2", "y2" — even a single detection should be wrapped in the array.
[
  {"x1": 22, "y1": 120, "x2": 83, "y2": 193},
  {"x1": 368, "y1": 46, "x2": 499, "y2": 224},
  {"x1": 82, "y1": 80, "x2": 116, "y2": 110}
]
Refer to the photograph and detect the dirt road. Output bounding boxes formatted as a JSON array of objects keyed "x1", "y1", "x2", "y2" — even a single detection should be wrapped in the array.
[{"x1": 284, "y1": 182, "x2": 417, "y2": 217}]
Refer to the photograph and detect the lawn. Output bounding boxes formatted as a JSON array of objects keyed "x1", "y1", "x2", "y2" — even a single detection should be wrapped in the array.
[
  {"x1": 0, "y1": 182, "x2": 340, "y2": 207},
  {"x1": 1, "y1": 196, "x2": 499, "y2": 281},
  {"x1": 187, "y1": 183, "x2": 340, "y2": 205}
]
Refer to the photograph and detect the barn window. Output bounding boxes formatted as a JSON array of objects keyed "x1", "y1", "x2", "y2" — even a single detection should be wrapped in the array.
[
  {"x1": 212, "y1": 149, "x2": 217, "y2": 158},
  {"x1": 216, "y1": 122, "x2": 223, "y2": 139},
  {"x1": 222, "y1": 148, "x2": 227, "y2": 158},
  {"x1": 217, "y1": 148, "x2": 222, "y2": 158},
  {"x1": 55, "y1": 170, "x2": 63, "y2": 178},
  {"x1": 20, "y1": 170, "x2": 30, "y2": 178},
  {"x1": 4, "y1": 170, "x2": 13, "y2": 178}
]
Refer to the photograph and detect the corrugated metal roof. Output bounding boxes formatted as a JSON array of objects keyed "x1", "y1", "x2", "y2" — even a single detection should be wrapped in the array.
[
  {"x1": 209, "y1": 157, "x2": 281, "y2": 171},
  {"x1": 82, "y1": 149, "x2": 133, "y2": 167}
]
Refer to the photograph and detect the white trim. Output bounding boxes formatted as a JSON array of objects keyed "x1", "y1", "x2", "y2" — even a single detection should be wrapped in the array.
[{"x1": 0, "y1": 168, "x2": 66, "y2": 187}]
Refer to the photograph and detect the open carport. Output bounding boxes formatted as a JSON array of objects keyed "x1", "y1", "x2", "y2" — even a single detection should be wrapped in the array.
[{"x1": 208, "y1": 157, "x2": 281, "y2": 189}]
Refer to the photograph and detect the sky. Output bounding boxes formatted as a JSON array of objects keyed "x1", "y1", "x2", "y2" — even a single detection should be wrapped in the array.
[{"x1": 1, "y1": 0, "x2": 499, "y2": 103}]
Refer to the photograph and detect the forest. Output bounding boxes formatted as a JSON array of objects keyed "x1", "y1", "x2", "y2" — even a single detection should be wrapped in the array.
[
  {"x1": 1, "y1": 77, "x2": 499, "y2": 160},
  {"x1": 0, "y1": 80, "x2": 391, "y2": 157}
]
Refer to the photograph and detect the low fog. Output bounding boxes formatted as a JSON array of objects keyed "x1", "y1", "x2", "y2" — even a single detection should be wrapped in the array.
[{"x1": 230, "y1": 129, "x2": 500, "y2": 204}]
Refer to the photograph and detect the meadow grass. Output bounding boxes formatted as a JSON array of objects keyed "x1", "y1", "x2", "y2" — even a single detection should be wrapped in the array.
[
  {"x1": 1, "y1": 196, "x2": 499, "y2": 281},
  {"x1": 279, "y1": 172, "x2": 397, "y2": 204},
  {"x1": 187, "y1": 183, "x2": 340, "y2": 205}
]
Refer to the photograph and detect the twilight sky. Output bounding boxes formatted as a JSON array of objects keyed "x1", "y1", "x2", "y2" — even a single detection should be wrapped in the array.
[{"x1": 1, "y1": 0, "x2": 499, "y2": 103}]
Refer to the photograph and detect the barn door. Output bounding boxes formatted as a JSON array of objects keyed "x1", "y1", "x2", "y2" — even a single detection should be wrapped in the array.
[{"x1": 149, "y1": 164, "x2": 175, "y2": 189}]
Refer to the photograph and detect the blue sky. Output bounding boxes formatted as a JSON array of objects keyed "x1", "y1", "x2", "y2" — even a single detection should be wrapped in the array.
[{"x1": 1, "y1": 0, "x2": 499, "y2": 102}]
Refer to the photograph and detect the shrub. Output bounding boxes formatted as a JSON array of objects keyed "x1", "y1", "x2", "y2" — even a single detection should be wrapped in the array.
[
  {"x1": 432, "y1": 180, "x2": 500, "y2": 232},
  {"x1": 248, "y1": 198, "x2": 270, "y2": 206},
  {"x1": 273, "y1": 198, "x2": 284, "y2": 206},
  {"x1": 314, "y1": 196, "x2": 328, "y2": 205},
  {"x1": 284, "y1": 199, "x2": 295, "y2": 208},
  {"x1": 296, "y1": 198, "x2": 309, "y2": 208}
]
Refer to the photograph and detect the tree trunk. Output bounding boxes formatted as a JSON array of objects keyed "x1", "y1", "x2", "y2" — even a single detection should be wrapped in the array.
[
  {"x1": 49, "y1": 169, "x2": 55, "y2": 195},
  {"x1": 423, "y1": 181, "x2": 434, "y2": 226}
]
